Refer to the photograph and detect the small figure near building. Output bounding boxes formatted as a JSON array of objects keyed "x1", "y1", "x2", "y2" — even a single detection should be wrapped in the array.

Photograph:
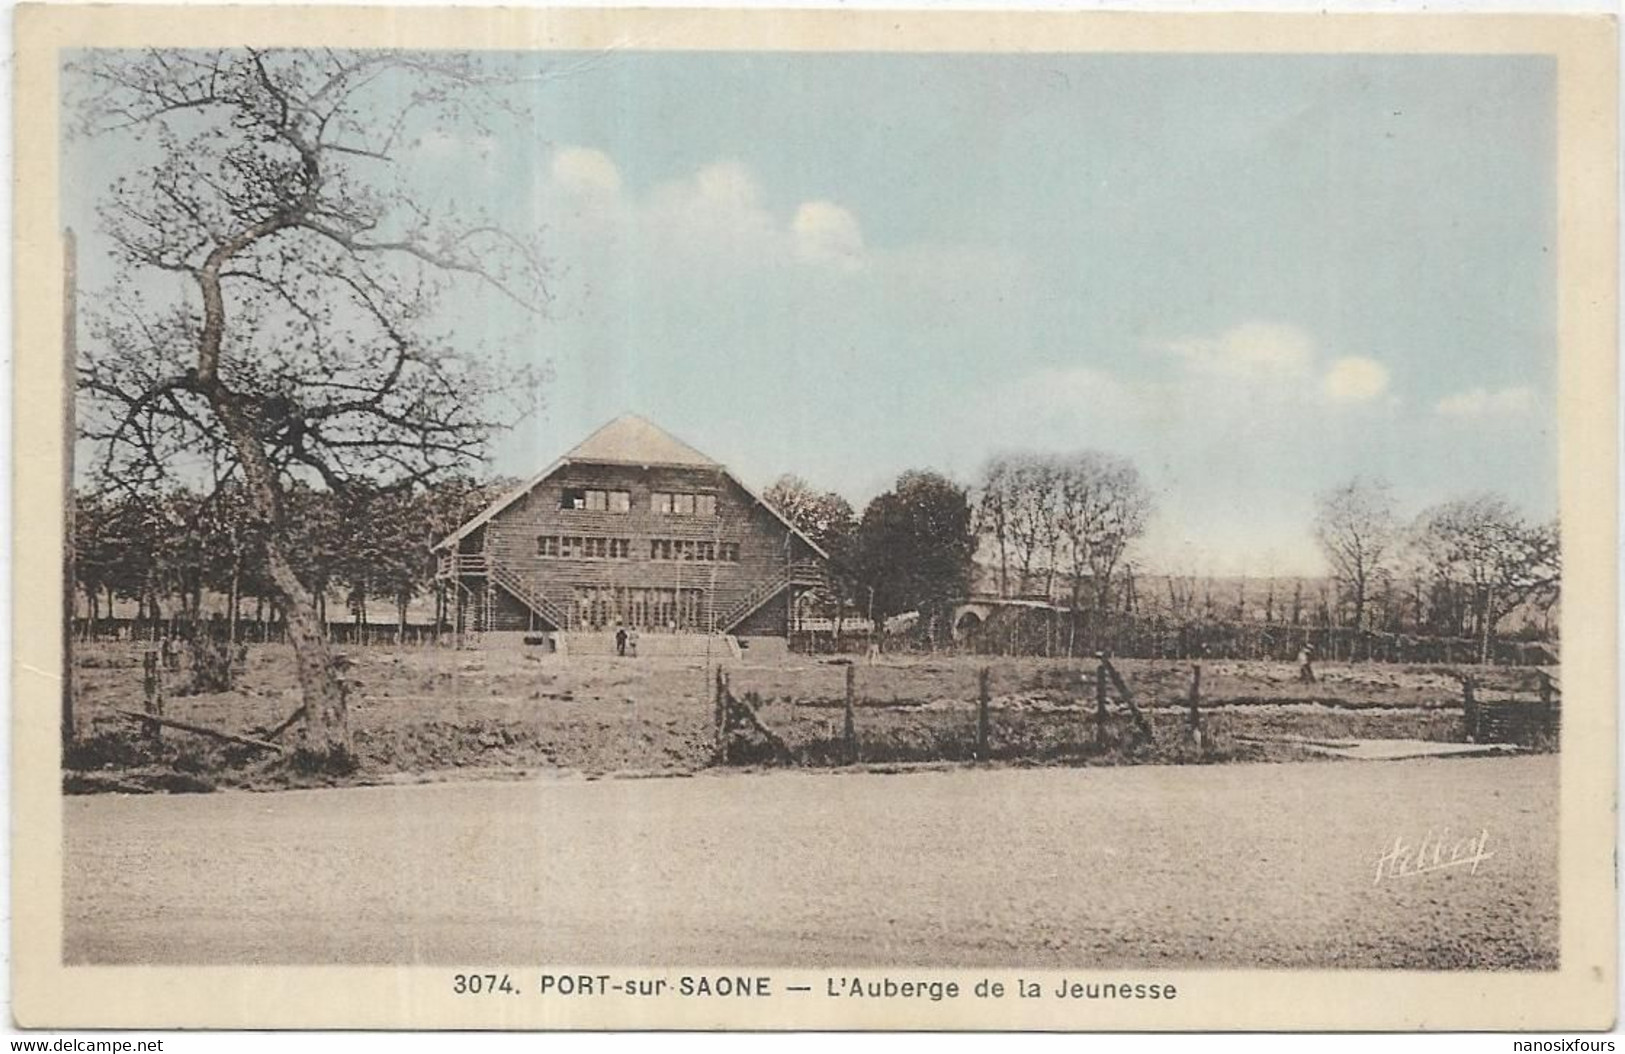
[
  {"x1": 1297, "y1": 643, "x2": 1317, "y2": 684},
  {"x1": 615, "y1": 625, "x2": 628, "y2": 657}
]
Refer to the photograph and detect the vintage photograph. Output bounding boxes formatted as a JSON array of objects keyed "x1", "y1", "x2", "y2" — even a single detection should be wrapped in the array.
[{"x1": 13, "y1": 5, "x2": 1616, "y2": 1033}]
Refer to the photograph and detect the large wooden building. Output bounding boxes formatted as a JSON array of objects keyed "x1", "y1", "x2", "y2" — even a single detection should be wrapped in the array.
[{"x1": 434, "y1": 415, "x2": 829, "y2": 642}]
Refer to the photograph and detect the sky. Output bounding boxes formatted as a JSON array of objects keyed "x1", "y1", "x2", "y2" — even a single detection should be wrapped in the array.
[{"x1": 65, "y1": 50, "x2": 1558, "y2": 575}]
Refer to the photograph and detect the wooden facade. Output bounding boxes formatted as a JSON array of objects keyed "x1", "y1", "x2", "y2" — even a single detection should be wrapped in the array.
[{"x1": 434, "y1": 416, "x2": 827, "y2": 638}]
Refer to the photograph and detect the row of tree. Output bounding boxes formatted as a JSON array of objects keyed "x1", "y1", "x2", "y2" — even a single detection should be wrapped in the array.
[
  {"x1": 73, "y1": 479, "x2": 508, "y2": 639},
  {"x1": 973, "y1": 452, "x2": 1152, "y2": 614},
  {"x1": 1313, "y1": 479, "x2": 1559, "y2": 661}
]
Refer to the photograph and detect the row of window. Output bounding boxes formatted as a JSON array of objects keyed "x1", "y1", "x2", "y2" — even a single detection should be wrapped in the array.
[
  {"x1": 537, "y1": 536, "x2": 633, "y2": 559},
  {"x1": 557, "y1": 488, "x2": 717, "y2": 517},
  {"x1": 536, "y1": 536, "x2": 741, "y2": 562},
  {"x1": 650, "y1": 539, "x2": 740, "y2": 563},
  {"x1": 572, "y1": 586, "x2": 707, "y2": 631},
  {"x1": 653, "y1": 492, "x2": 717, "y2": 517}
]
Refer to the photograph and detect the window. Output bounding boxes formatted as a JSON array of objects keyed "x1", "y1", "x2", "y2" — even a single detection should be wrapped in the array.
[
  {"x1": 540, "y1": 535, "x2": 629, "y2": 559},
  {"x1": 650, "y1": 538, "x2": 735, "y2": 562},
  {"x1": 561, "y1": 488, "x2": 630, "y2": 512},
  {"x1": 652, "y1": 491, "x2": 716, "y2": 516}
]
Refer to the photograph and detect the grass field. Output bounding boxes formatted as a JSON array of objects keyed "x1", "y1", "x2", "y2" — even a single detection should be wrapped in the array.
[{"x1": 64, "y1": 642, "x2": 1548, "y2": 792}]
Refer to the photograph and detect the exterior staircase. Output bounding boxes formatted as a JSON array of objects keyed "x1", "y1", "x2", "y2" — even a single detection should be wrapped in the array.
[
  {"x1": 488, "y1": 559, "x2": 570, "y2": 630},
  {"x1": 715, "y1": 560, "x2": 827, "y2": 633},
  {"x1": 438, "y1": 550, "x2": 569, "y2": 631}
]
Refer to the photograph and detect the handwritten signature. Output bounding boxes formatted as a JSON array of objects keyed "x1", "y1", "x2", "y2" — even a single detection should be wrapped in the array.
[{"x1": 1373, "y1": 828, "x2": 1494, "y2": 885}]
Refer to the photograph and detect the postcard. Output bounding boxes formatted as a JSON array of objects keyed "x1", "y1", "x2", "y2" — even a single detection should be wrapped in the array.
[{"x1": 11, "y1": 5, "x2": 1617, "y2": 1031}]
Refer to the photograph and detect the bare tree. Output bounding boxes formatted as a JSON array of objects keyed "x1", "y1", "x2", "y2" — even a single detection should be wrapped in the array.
[
  {"x1": 70, "y1": 49, "x2": 549, "y2": 762},
  {"x1": 974, "y1": 456, "x2": 1015, "y2": 598},
  {"x1": 1052, "y1": 451, "x2": 1151, "y2": 655},
  {"x1": 1056, "y1": 452, "x2": 1151, "y2": 615},
  {"x1": 1000, "y1": 455, "x2": 1062, "y2": 597},
  {"x1": 1313, "y1": 477, "x2": 1397, "y2": 639}
]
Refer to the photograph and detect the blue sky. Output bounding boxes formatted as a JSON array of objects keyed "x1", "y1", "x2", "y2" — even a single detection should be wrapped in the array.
[{"x1": 67, "y1": 51, "x2": 1558, "y2": 574}]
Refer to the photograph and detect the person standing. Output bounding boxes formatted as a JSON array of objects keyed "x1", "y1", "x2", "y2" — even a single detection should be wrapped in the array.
[
  {"x1": 615, "y1": 625, "x2": 628, "y2": 658},
  {"x1": 1297, "y1": 643, "x2": 1317, "y2": 684}
]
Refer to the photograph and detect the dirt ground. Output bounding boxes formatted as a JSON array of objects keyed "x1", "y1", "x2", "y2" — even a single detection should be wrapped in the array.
[
  {"x1": 63, "y1": 755, "x2": 1559, "y2": 969},
  {"x1": 65, "y1": 642, "x2": 1545, "y2": 792}
]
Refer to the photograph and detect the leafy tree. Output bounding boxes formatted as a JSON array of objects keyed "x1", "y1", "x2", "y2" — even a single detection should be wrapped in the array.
[
  {"x1": 763, "y1": 473, "x2": 861, "y2": 631},
  {"x1": 70, "y1": 49, "x2": 548, "y2": 762},
  {"x1": 855, "y1": 470, "x2": 974, "y2": 646},
  {"x1": 762, "y1": 474, "x2": 857, "y2": 556}
]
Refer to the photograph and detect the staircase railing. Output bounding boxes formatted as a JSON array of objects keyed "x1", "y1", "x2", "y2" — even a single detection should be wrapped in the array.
[
  {"x1": 487, "y1": 558, "x2": 570, "y2": 631},
  {"x1": 716, "y1": 568, "x2": 792, "y2": 633},
  {"x1": 788, "y1": 560, "x2": 827, "y2": 587},
  {"x1": 436, "y1": 551, "x2": 489, "y2": 579}
]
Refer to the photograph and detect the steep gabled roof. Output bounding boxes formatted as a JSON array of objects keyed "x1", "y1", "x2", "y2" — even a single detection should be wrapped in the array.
[
  {"x1": 564, "y1": 414, "x2": 718, "y2": 468},
  {"x1": 433, "y1": 414, "x2": 830, "y2": 559}
]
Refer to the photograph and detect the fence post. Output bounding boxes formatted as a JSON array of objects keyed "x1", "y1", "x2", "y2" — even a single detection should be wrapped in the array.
[
  {"x1": 843, "y1": 663, "x2": 857, "y2": 764},
  {"x1": 975, "y1": 666, "x2": 991, "y2": 761},
  {"x1": 1461, "y1": 674, "x2": 1477, "y2": 742},
  {"x1": 1187, "y1": 664, "x2": 1202, "y2": 738},
  {"x1": 1537, "y1": 670, "x2": 1555, "y2": 739},
  {"x1": 1094, "y1": 653, "x2": 1107, "y2": 748},
  {"x1": 714, "y1": 667, "x2": 729, "y2": 764},
  {"x1": 141, "y1": 649, "x2": 163, "y2": 744}
]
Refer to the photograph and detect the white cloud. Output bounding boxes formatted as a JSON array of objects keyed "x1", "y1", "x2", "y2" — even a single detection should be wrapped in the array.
[
  {"x1": 550, "y1": 146, "x2": 623, "y2": 198},
  {"x1": 1320, "y1": 356, "x2": 1391, "y2": 404},
  {"x1": 1165, "y1": 322, "x2": 1314, "y2": 379},
  {"x1": 1434, "y1": 385, "x2": 1536, "y2": 419},
  {"x1": 1007, "y1": 365, "x2": 1134, "y2": 421},
  {"x1": 792, "y1": 201, "x2": 865, "y2": 270},
  {"x1": 541, "y1": 149, "x2": 868, "y2": 274}
]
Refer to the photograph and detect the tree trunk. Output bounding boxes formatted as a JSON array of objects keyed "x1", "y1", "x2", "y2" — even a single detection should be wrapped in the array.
[
  {"x1": 262, "y1": 541, "x2": 350, "y2": 757},
  {"x1": 200, "y1": 367, "x2": 348, "y2": 759},
  {"x1": 1352, "y1": 578, "x2": 1366, "y2": 662},
  {"x1": 228, "y1": 552, "x2": 241, "y2": 646},
  {"x1": 997, "y1": 530, "x2": 1009, "y2": 599}
]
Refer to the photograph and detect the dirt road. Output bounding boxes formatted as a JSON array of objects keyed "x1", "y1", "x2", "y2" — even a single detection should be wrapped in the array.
[{"x1": 64, "y1": 756, "x2": 1557, "y2": 968}]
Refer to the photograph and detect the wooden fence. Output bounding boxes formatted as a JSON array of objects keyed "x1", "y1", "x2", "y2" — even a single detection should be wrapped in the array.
[
  {"x1": 936, "y1": 609, "x2": 1556, "y2": 666},
  {"x1": 1462, "y1": 671, "x2": 1560, "y2": 745},
  {"x1": 73, "y1": 617, "x2": 446, "y2": 647},
  {"x1": 712, "y1": 654, "x2": 1175, "y2": 768}
]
